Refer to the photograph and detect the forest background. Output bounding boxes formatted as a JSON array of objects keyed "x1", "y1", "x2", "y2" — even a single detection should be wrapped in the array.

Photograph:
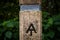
[{"x1": 0, "y1": 0, "x2": 60, "y2": 40}]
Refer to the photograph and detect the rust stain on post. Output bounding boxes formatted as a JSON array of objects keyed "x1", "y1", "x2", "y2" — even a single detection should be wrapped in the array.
[{"x1": 19, "y1": 11, "x2": 42, "y2": 40}]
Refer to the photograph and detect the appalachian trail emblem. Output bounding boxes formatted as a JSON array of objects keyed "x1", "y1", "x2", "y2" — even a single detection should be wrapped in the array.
[{"x1": 26, "y1": 23, "x2": 37, "y2": 36}]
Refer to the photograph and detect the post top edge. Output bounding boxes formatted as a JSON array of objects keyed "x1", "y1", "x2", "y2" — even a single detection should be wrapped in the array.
[{"x1": 19, "y1": 0, "x2": 41, "y2": 5}]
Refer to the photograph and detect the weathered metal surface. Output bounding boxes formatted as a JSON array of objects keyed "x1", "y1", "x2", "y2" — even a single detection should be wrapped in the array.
[
  {"x1": 20, "y1": 5, "x2": 41, "y2": 11},
  {"x1": 19, "y1": 0, "x2": 41, "y2": 5},
  {"x1": 19, "y1": 11, "x2": 42, "y2": 40}
]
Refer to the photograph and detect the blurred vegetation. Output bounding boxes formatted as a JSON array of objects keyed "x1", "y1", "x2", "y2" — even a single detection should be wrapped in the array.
[
  {"x1": 42, "y1": 0, "x2": 60, "y2": 40},
  {"x1": 0, "y1": 0, "x2": 19, "y2": 40},
  {"x1": 0, "y1": 0, "x2": 60, "y2": 40}
]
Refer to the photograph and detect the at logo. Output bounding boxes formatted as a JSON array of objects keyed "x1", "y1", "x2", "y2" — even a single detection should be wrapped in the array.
[{"x1": 26, "y1": 23, "x2": 37, "y2": 36}]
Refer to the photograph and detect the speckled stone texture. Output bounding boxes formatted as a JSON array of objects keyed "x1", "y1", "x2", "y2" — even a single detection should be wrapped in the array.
[
  {"x1": 19, "y1": 11, "x2": 42, "y2": 40},
  {"x1": 19, "y1": 0, "x2": 41, "y2": 5}
]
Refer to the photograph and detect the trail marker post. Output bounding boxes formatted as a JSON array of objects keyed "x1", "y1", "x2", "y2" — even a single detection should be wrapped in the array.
[{"x1": 19, "y1": 0, "x2": 42, "y2": 40}]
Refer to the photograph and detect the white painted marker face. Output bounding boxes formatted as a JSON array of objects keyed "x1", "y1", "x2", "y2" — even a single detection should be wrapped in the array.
[{"x1": 20, "y1": 5, "x2": 41, "y2": 11}]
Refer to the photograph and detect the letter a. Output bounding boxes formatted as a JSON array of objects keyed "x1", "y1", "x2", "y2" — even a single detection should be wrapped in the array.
[{"x1": 26, "y1": 23, "x2": 37, "y2": 36}]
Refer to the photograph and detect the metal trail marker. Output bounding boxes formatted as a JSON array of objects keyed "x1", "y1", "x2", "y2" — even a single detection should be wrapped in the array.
[{"x1": 19, "y1": 0, "x2": 42, "y2": 40}]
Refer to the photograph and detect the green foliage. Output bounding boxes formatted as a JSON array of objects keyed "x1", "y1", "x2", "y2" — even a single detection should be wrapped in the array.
[
  {"x1": 42, "y1": 11, "x2": 54, "y2": 40},
  {"x1": 0, "y1": 18, "x2": 19, "y2": 40},
  {"x1": 0, "y1": 0, "x2": 19, "y2": 40},
  {"x1": 42, "y1": 11, "x2": 60, "y2": 40},
  {"x1": 42, "y1": 0, "x2": 60, "y2": 40},
  {"x1": 5, "y1": 31, "x2": 12, "y2": 39}
]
